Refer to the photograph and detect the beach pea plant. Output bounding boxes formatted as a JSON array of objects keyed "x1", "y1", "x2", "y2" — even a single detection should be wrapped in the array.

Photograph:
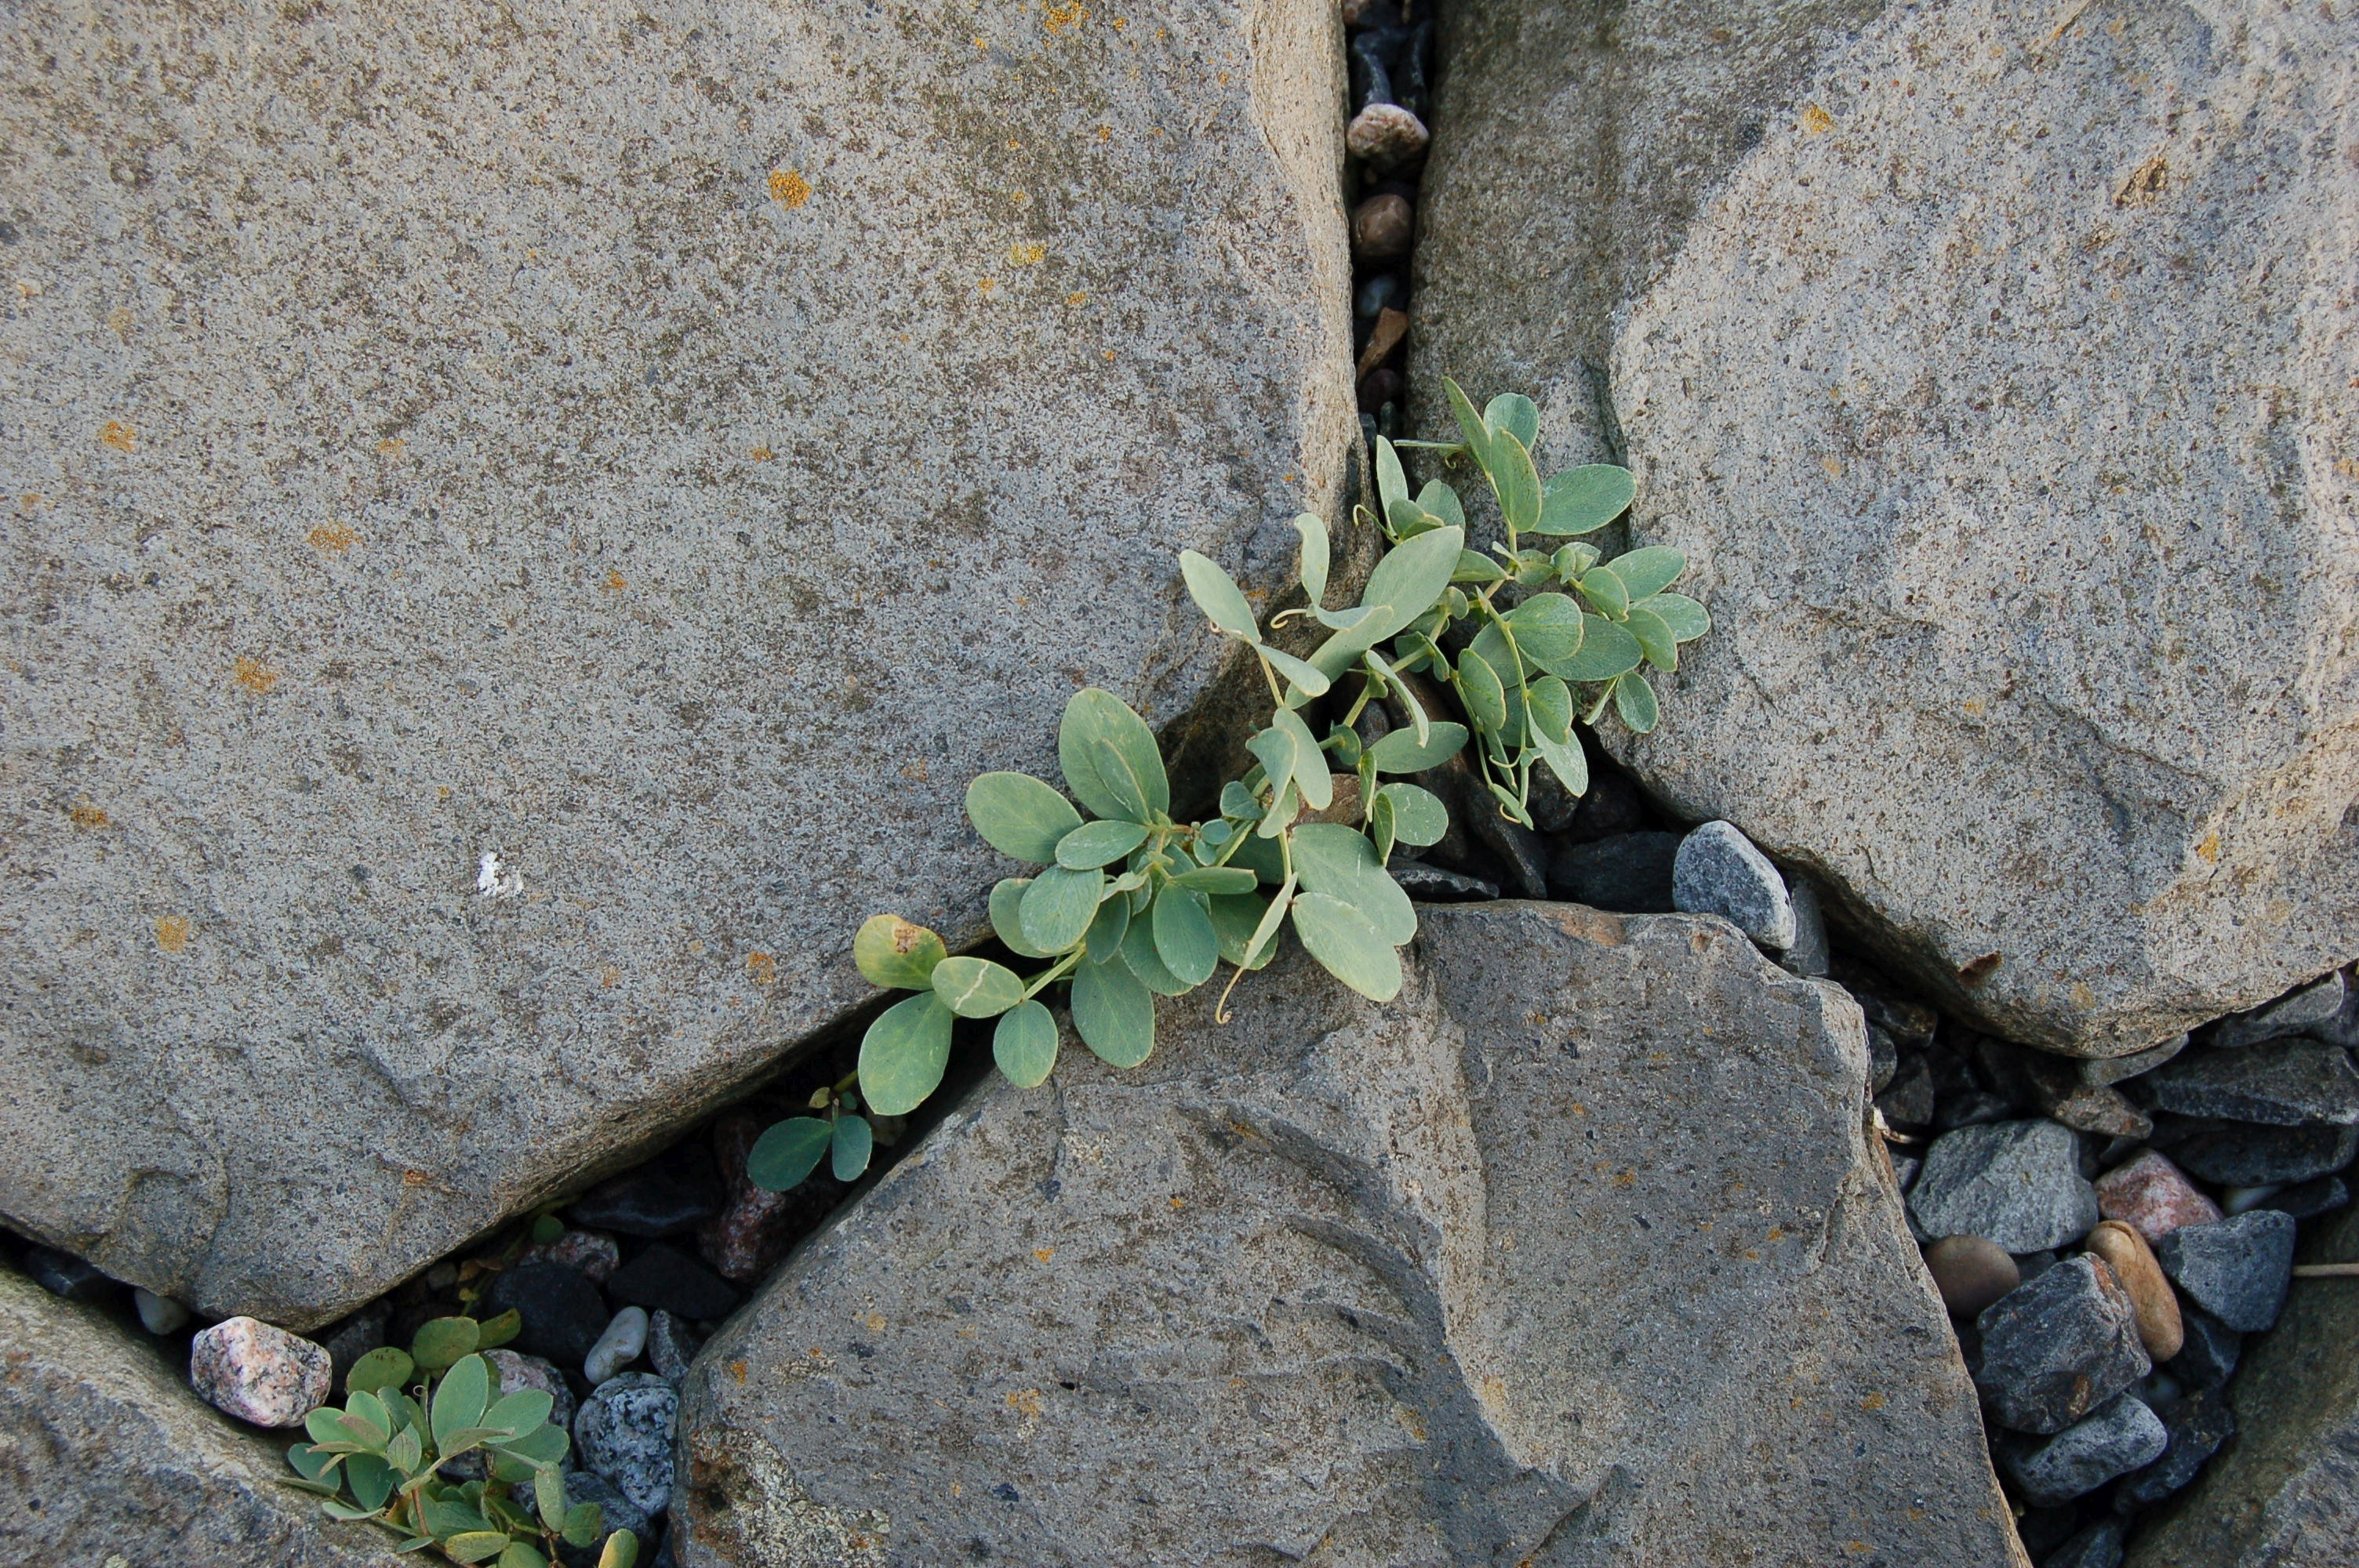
[
  {"x1": 284, "y1": 1312, "x2": 639, "y2": 1568},
  {"x1": 747, "y1": 382, "x2": 1709, "y2": 1192}
]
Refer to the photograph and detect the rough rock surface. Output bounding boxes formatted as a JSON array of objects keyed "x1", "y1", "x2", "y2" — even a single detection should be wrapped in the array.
[
  {"x1": 674, "y1": 904, "x2": 2023, "y2": 1566},
  {"x1": 0, "y1": 1266, "x2": 401, "y2": 1564},
  {"x1": 0, "y1": 0, "x2": 1356, "y2": 1327},
  {"x1": 2130, "y1": 1202, "x2": 2359, "y2": 1566},
  {"x1": 1414, "y1": 0, "x2": 2359, "y2": 1055}
]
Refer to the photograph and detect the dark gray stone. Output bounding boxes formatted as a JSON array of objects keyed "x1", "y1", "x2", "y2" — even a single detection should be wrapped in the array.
[
  {"x1": 648, "y1": 1310, "x2": 702, "y2": 1387},
  {"x1": 2165, "y1": 1307, "x2": 2242, "y2": 1392},
  {"x1": 674, "y1": 904, "x2": 2018, "y2": 1565},
  {"x1": 2212, "y1": 972, "x2": 2348, "y2": 1050},
  {"x1": 2049, "y1": 1517, "x2": 2126, "y2": 1568},
  {"x1": 1547, "y1": 831, "x2": 1681, "y2": 913},
  {"x1": 2142, "y1": 1040, "x2": 2359, "y2": 1127},
  {"x1": 1877, "y1": 1051, "x2": 1936, "y2": 1131},
  {"x1": 1976, "y1": 1254, "x2": 2151, "y2": 1434},
  {"x1": 1910, "y1": 1120, "x2": 2099, "y2": 1253},
  {"x1": 482, "y1": 1261, "x2": 609, "y2": 1368},
  {"x1": 2265, "y1": 1175, "x2": 2350, "y2": 1221},
  {"x1": 2083, "y1": 1034, "x2": 2190, "y2": 1088},
  {"x1": 605, "y1": 1242, "x2": 739, "y2": 1323},
  {"x1": 1935, "y1": 1089, "x2": 2018, "y2": 1133},
  {"x1": 1387, "y1": 859, "x2": 1499, "y2": 902},
  {"x1": 576, "y1": 1372, "x2": 678, "y2": 1518},
  {"x1": 552, "y1": 1468, "x2": 652, "y2": 1543},
  {"x1": 1671, "y1": 820, "x2": 1797, "y2": 949},
  {"x1": 1856, "y1": 990, "x2": 1940, "y2": 1049},
  {"x1": 568, "y1": 1156, "x2": 722, "y2": 1240},
  {"x1": 1780, "y1": 877, "x2": 1831, "y2": 978},
  {"x1": 320, "y1": 1303, "x2": 391, "y2": 1387},
  {"x1": 23, "y1": 1244, "x2": 113, "y2": 1305},
  {"x1": 2155, "y1": 1210, "x2": 2295, "y2": 1333},
  {"x1": 1868, "y1": 1025, "x2": 1899, "y2": 1094},
  {"x1": 2000, "y1": 1395, "x2": 2168, "y2": 1506},
  {"x1": 2114, "y1": 1384, "x2": 2234, "y2": 1511},
  {"x1": 1555, "y1": 768, "x2": 1648, "y2": 845},
  {"x1": 2153, "y1": 1116, "x2": 2359, "y2": 1185}
]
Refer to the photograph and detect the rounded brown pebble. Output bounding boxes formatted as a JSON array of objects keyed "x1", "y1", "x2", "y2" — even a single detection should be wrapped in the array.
[
  {"x1": 2084, "y1": 1218, "x2": 2185, "y2": 1359},
  {"x1": 1352, "y1": 194, "x2": 1414, "y2": 264},
  {"x1": 1346, "y1": 103, "x2": 1430, "y2": 173},
  {"x1": 1923, "y1": 1234, "x2": 2020, "y2": 1317},
  {"x1": 1358, "y1": 366, "x2": 1403, "y2": 414}
]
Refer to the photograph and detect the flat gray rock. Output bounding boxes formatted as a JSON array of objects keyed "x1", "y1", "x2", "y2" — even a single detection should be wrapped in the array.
[
  {"x1": 2143, "y1": 1041, "x2": 2359, "y2": 1127},
  {"x1": 0, "y1": 0, "x2": 1355, "y2": 1327},
  {"x1": 1998, "y1": 1395, "x2": 2167, "y2": 1508},
  {"x1": 1910, "y1": 1120, "x2": 2099, "y2": 1254},
  {"x1": 1414, "y1": 0, "x2": 2359, "y2": 1056},
  {"x1": 2213, "y1": 973, "x2": 2349, "y2": 1050},
  {"x1": 2130, "y1": 1203, "x2": 2359, "y2": 1567},
  {"x1": 0, "y1": 1265, "x2": 401, "y2": 1566},
  {"x1": 674, "y1": 903, "x2": 2024, "y2": 1566}
]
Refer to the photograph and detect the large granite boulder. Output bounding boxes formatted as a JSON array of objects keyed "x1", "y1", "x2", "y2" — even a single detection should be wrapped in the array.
[
  {"x1": 0, "y1": 1265, "x2": 400, "y2": 1566},
  {"x1": 2127, "y1": 1201, "x2": 2359, "y2": 1567},
  {"x1": 672, "y1": 903, "x2": 2026, "y2": 1566},
  {"x1": 0, "y1": 0, "x2": 1354, "y2": 1326},
  {"x1": 1413, "y1": 0, "x2": 2359, "y2": 1055}
]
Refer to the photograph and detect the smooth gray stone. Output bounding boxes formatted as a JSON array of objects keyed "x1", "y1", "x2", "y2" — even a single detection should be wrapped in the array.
[
  {"x1": 2155, "y1": 1210, "x2": 2296, "y2": 1334},
  {"x1": 2048, "y1": 1518, "x2": 2126, "y2": 1568},
  {"x1": 2212, "y1": 972, "x2": 2349, "y2": 1049},
  {"x1": 0, "y1": 1266, "x2": 400, "y2": 1564},
  {"x1": 2156, "y1": 1117, "x2": 2359, "y2": 1187},
  {"x1": 2001, "y1": 1396, "x2": 2168, "y2": 1506},
  {"x1": 1672, "y1": 820, "x2": 1797, "y2": 949},
  {"x1": 2083, "y1": 1034, "x2": 2190, "y2": 1087},
  {"x1": 2114, "y1": 1384, "x2": 2234, "y2": 1511},
  {"x1": 1975, "y1": 1254, "x2": 2151, "y2": 1435},
  {"x1": 1415, "y1": 0, "x2": 2359, "y2": 1058},
  {"x1": 2143, "y1": 1040, "x2": 2359, "y2": 1127},
  {"x1": 674, "y1": 904, "x2": 2019, "y2": 1566},
  {"x1": 0, "y1": 0, "x2": 1356, "y2": 1330},
  {"x1": 576, "y1": 1372, "x2": 678, "y2": 1519},
  {"x1": 1387, "y1": 859, "x2": 1499, "y2": 902},
  {"x1": 1910, "y1": 1120, "x2": 2099, "y2": 1253},
  {"x1": 1779, "y1": 876, "x2": 1831, "y2": 978},
  {"x1": 133, "y1": 1287, "x2": 190, "y2": 1336}
]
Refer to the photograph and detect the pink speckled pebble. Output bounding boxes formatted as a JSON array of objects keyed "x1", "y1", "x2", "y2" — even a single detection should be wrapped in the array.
[
  {"x1": 2095, "y1": 1150, "x2": 2223, "y2": 1244},
  {"x1": 189, "y1": 1316, "x2": 331, "y2": 1428}
]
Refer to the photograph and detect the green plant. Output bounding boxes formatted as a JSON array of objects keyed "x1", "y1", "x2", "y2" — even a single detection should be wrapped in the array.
[
  {"x1": 748, "y1": 382, "x2": 1708, "y2": 1192},
  {"x1": 284, "y1": 1312, "x2": 638, "y2": 1568}
]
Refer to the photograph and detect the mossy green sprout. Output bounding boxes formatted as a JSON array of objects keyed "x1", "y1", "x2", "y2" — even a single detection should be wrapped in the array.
[{"x1": 748, "y1": 383, "x2": 1708, "y2": 1193}]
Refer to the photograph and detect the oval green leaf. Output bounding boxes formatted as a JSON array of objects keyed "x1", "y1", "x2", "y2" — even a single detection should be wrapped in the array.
[
  {"x1": 1206, "y1": 891, "x2": 1278, "y2": 970},
  {"x1": 347, "y1": 1345, "x2": 414, "y2": 1396},
  {"x1": 1179, "y1": 550, "x2": 1259, "y2": 641},
  {"x1": 1649, "y1": 591, "x2": 1712, "y2": 642},
  {"x1": 1506, "y1": 593, "x2": 1586, "y2": 673},
  {"x1": 411, "y1": 1316, "x2": 480, "y2": 1374},
  {"x1": 1119, "y1": 914, "x2": 1194, "y2": 996},
  {"x1": 598, "y1": 1529, "x2": 641, "y2": 1568},
  {"x1": 1169, "y1": 865, "x2": 1259, "y2": 895},
  {"x1": 1366, "y1": 720, "x2": 1467, "y2": 775},
  {"x1": 1085, "y1": 891, "x2": 1131, "y2": 964},
  {"x1": 1624, "y1": 603, "x2": 1680, "y2": 671},
  {"x1": 1259, "y1": 643, "x2": 1332, "y2": 700},
  {"x1": 1058, "y1": 688, "x2": 1169, "y2": 822},
  {"x1": 1484, "y1": 392, "x2": 1539, "y2": 452},
  {"x1": 831, "y1": 1115, "x2": 874, "y2": 1182},
  {"x1": 993, "y1": 1000, "x2": 1061, "y2": 1087},
  {"x1": 1056, "y1": 818, "x2": 1150, "y2": 869},
  {"x1": 1608, "y1": 545, "x2": 1686, "y2": 601},
  {"x1": 745, "y1": 1116, "x2": 833, "y2": 1192},
  {"x1": 1456, "y1": 648, "x2": 1508, "y2": 732},
  {"x1": 852, "y1": 914, "x2": 949, "y2": 990},
  {"x1": 965, "y1": 772, "x2": 1081, "y2": 864},
  {"x1": 990, "y1": 877, "x2": 1052, "y2": 960},
  {"x1": 1070, "y1": 956, "x2": 1155, "y2": 1068},
  {"x1": 1289, "y1": 822, "x2": 1417, "y2": 945},
  {"x1": 1554, "y1": 616, "x2": 1644, "y2": 683},
  {"x1": 1416, "y1": 479, "x2": 1466, "y2": 528},
  {"x1": 931, "y1": 955, "x2": 1027, "y2": 1018},
  {"x1": 1150, "y1": 885, "x2": 1219, "y2": 987},
  {"x1": 444, "y1": 1534, "x2": 511, "y2": 1566},
  {"x1": 1290, "y1": 891, "x2": 1404, "y2": 1003},
  {"x1": 856, "y1": 993, "x2": 955, "y2": 1117},
  {"x1": 1612, "y1": 670, "x2": 1662, "y2": 734},
  {"x1": 1020, "y1": 865, "x2": 1104, "y2": 953},
  {"x1": 474, "y1": 1308, "x2": 522, "y2": 1352},
  {"x1": 1375, "y1": 433, "x2": 1410, "y2": 513},
  {"x1": 1271, "y1": 708, "x2": 1332, "y2": 810},
  {"x1": 1373, "y1": 782, "x2": 1448, "y2": 848},
  {"x1": 1576, "y1": 564, "x2": 1630, "y2": 620},
  {"x1": 1536, "y1": 464, "x2": 1636, "y2": 535},
  {"x1": 1292, "y1": 513, "x2": 1331, "y2": 607},
  {"x1": 1488, "y1": 430, "x2": 1543, "y2": 538},
  {"x1": 430, "y1": 1353, "x2": 490, "y2": 1450}
]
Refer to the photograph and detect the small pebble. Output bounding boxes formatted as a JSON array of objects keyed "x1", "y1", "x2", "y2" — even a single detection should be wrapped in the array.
[
  {"x1": 585, "y1": 1305, "x2": 650, "y2": 1384},
  {"x1": 569, "y1": 1152, "x2": 723, "y2": 1240},
  {"x1": 2015, "y1": 1249, "x2": 2060, "y2": 1285},
  {"x1": 2081, "y1": 1220, "x2": 2183, "y2": 1360},
  {"x1": 1387, "y1": 860, "x2": 1499, "y2": 902},
  {"x1": 23, "y1": 1244, "x2": 112, "y2": 1304},
  {"x1": 481, "y1": 1261, "x2": 611, "y2": 1366},
  {"x1": 1345, "y1": 102, "x2": 1430, "y2": 172},
  {"x1": 547, "y1": 1468, "x2": 651, "y2": 1541},
  {"x1": 1891, "y1": 1154, "x2": 1921, "y2": 1192},
  {"x1": 1350, "y1": 194, "x2": 1414, "y2": 263},
  {"x1": 1998, "y1": 1394, "x2": 2168, "y2": 1505},
  {"x1": 2222, "y1": 1183, "x2": 2281, "y2": 1214},
  {"x1": 1974, "y1": 1254, "x2": 2150, "y2": 1434},
  {"x1": 518, "y1": 1227, "x2": 622, "y2": 1286},
  {"x1": 2155, "y1": 1209, "x2": 2295, "y2": 1333},
  {"x1": 487, "y1": 1348, "x2": 576, "y2": 1436},
  {"x1": 1779, "y1": 877, "x2": 1830, "y2": 978},
  {"x1": 2264, "y1": 1174, "x2": 2350, "y2": 1220},
  {"x1": 425, "y1": 1261, "x2": 459, "y2": 1291},
  {"x1": 320, "y1": 1302, "x2": 391, "y2": 1385},
  {"x1": 1357, "y1": 365, "x2": 1403, "y2": 415},
  {"x1": 1876, "y1": 1051, "x2": 1936, "y2": 1131},
  {"x1": 189, "y1": 1316, "x2": 333, "y2": 1428},
  {"x1": 1670, "y1": 820, "x2": 1795, "y2": 949},
  {"x1": 2113, "y1": 1383, "x2": 2235, "y2": 1511},
  {"x1": 576, "y1": 1372, "x2": 680, "y2": 1516},
  {"x1": 1922, "y1": 1235, "x2": 2019, "y2": 1317},
  {"x1": 2094, "y1": 1149, "x2": 2223, "y2": 1244},
  {"x1": 1910, "y1": 1120, "x2": 2098, "y2": 1254},
  {"x1": 1547, "y1": 831, "x2": 1680, "y2": 913},
  {"x1": 649, "y1": 1310, "x2": 703, "y2": 1385},
  {"x1": 2211, "y1": 971, "x2": 2346, "y2": 1048},
  {"x1": 1855, "y1": 989, "x2": 1939, "y2": 1047},
  {"x1": 2167, "y1": 1305, "x2": 2242, "y2": 1389},
  {"x1": 133, "y1": 1287, "x2": 191, "y2": 1336},
  {"x1": 2046, "y1": 1516, "x2": 2127, "y2": 1568},
  {"x1": 2081, "y1": 1033, "x2": 2188, "y2": 1087},
  {"x1": 1354, "y1": 270, "x2": 1404, "y2": 320}
]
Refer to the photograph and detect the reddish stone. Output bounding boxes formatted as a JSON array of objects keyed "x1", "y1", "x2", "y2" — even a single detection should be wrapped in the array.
[
  {"x1": 697, "y1": 1111, "x2": 800, "y2": 1283},
  {"x1": 2095, "y1": 1149, "x2": 2223, "y2": 1244}
]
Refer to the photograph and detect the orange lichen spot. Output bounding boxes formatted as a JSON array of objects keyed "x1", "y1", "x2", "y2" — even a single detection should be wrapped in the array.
[
  {"x1": 749, "y1": 445, "x2": 774, "y2": 462},
  {"x1": 1067, "y1": 291, "x2": 1088, "y2": 306},
  {"x1": 1006, "y1": 1388, "x2": 1045, "y2": 1417},
  {"x1": 899, "y1": 761, "x2": 930, "y2": 782},
  {"x1": 376, "y1": 437, "x2": 406, "y2": 458},
  {"x1": 231, "y1": 656, "x2": 279, "y2": 694},
  {"x1": 769, "y1": 168, "x2": 812, "y2": 208},
  {"x1": 2114, "y1": 155, "x2": 2168, "y2": 208},
  {"x1": 1961, "y1": 698, "x2": 1983, "y2": 717},
  {"x1": 19, "y1": 494, "x2": 42, "y2": 511},
  {"x1": 1096, "y1": 125, "x2": 1111, "y2": 140},
  {"x1": 154, "y1": 916, "x2": 191, "y2": 953},
  {"x1": 602, "y1": 568, "x2": 627, "y2": 594},
  {"x1": 2194, "y1": 832, "x2": 2220, "y2": 864},
  {"x1": 729, "y1": 1359, "x2": 747, "y2": 1383},
  {"x1": 1860, "y1": 1392, "x2": 1887, "y2": 1411},
  {"x1": 745, "y1": 951, "x2": 778, "y2": 986},
  {"x1": 69, "y1": 800, "x2": 108, "y2": 829},
  {"x1": 1009, "y1": 241, "x2": 1047, "y2": 265},
  {"x1": 863, "y1": 1311, "x2": 886, "y2": 1332},
  {"x1": 1612, "y1": 1170, "x2": 1637, "y2": 1188},
  {"x1": 402, "y1": 1169, "x2": 433, "y2": 1187},
  {"x1": 1820, "y1": 456, "x2": 1843, "y2": 478},
  {"x1": 1032, "y1": 1247, "x2": 1055, "y2": 1264},
  {"x1": 977, "y1": 278, "x2": 997, "y2": 294},
  {"x1": 1043, "y1": 2, "x2": 1085, "y2": 34},
  {"x1": 974, "y1": 34, "x2": 987, "y2": 47},
  {"x1": 2335, "y1": 457, "x2": 2358, "y2": 480},
  {"x1": 1103, "y1": 349, "x2": 1116, "y2": 360},
  {"x1": 1801, "y1": 103, "x2": 1835, "y2": 134},
  {"x1": 99, "y1": 420, "x2": 135, "y2": 452},
  {"x1": 1169, "y1": 1196, "x2": 1185, "y2": 1209},
  {"x1": 107, "y1": 307, "x2": 133, "y2": 338},
  {"x1": 308, "y1": 521, "x2": 358, "y2": 554},
  {"x1": 601, "y1": 964, "x2": 620, "y2": 988},
  {"x1": 1767, "y1": 1225, "x2": 1787, "y2": 1241}
]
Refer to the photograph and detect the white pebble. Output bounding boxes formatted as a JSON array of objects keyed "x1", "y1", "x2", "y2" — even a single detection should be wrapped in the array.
[
  {"x1": 2223, "y1": 1184, "x2": 2283, "y2": 1214},
  {"x1": 584, "y1": 1305, "x2": 649, "y2": 1384},
  {"x1": 133, "y1": 1287, "x2": 191, "y2": 1335}
]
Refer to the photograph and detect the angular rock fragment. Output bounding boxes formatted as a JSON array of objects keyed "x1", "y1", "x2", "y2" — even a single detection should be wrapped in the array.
[
  {"x1": 1672, "y1": 819, "x2": 1797, "y2": 949},
  {"x1": 1976, "y1": 1254, "x2": 2150, "y2": 1434},
  {"x1": 2140, "y1": 1040, "x2": 2359, "y2": 1127},
  {"x1": 2154, "y1": 1211, "x2": 2295, "y2": 1334},
  {"x1": 676, "y1": 905, "x2": 2019, "y2": 1564},
  {"x1": 1910, "y1": 1120, "x2": 2099, "y2": 1253},
  {"x1": 2095, "y1": 1150, "x2": 2223, "y2": 1244},
  {"x1": 0, "y1": 0, "x2": 1355, "y2": 1328},
  {"x1": 576, "y1": 1372, "x2": 678, "y2": 1519},
  {"x1": 188, "y1": 1316, "x2": 332, "y2": 1429},
  {"x1": 2154, "y1": 1118, "x2": 2359, "y2": 1187},
  {"x1": 2113, "y1": 1384, "x2": 2234, "y2": 1512},
  {"x1": 1416, "y1": 0, "x2": 2359, "y2": 1056},
  {"x1": 1999, "y1": 1395, "x2": 2167, "y2": 1506},
  {"x1": 0, "y1": 1269, "x2": 398, "y2": 1564},
  {"x1": 2211, "y1": 973, "x2": 2348, "y2": 1050}
]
